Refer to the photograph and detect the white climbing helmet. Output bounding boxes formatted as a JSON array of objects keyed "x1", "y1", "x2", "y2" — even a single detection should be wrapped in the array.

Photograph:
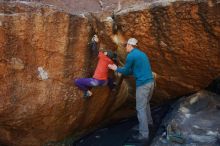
[{"x1": 127, "y1": 38, "x2": 138, "y2": 46}]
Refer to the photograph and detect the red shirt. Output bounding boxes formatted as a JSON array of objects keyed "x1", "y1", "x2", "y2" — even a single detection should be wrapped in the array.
[{"x1": 93, "y1": 52, "x2": 114, "y2": 80}]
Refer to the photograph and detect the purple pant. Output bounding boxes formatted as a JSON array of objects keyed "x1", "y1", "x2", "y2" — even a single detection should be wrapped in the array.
[{"x1": 74, "y1": 78, "x2": 107, "y2": 92}]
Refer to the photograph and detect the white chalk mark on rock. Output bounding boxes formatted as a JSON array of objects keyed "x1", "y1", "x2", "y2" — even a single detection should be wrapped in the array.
[
  {"x1": 10, "y1": 57, "x2": 24, "y2": 70},
  {"x1": 37, "y1": 67, "x2": 48, "y2": 80}
]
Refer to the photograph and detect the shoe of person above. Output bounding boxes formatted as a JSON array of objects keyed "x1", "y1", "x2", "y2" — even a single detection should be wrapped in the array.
[
  {"x1": 132, "y1": 124, "x2": 154, "y2": 131},
  {"x1": 132, "y1": 133, "x2": 149, "y2": 141},
  {"x1": 83, "y1": 90, "x2": 93, "y2": 99},
  {"x1": 112, "y1": 81, "x2": 118, "y2": 90}
]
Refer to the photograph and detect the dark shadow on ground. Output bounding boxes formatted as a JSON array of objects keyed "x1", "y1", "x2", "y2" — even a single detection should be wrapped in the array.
[
  {"x1": 72, "y1": 103, "x2": 171, "y2": 146},
  {"x1": 206, "y1": 77, "x2": 220, "y2": 95}
]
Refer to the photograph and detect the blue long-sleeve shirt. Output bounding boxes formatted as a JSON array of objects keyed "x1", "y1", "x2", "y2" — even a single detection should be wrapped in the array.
[{"x1": 116, "y1": 48, "x2": 154, "y2": 87}]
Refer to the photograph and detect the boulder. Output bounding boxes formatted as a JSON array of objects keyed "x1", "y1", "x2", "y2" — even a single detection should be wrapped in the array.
[
  {"x1": 0, "y1": 0, "x2": 220, "y2": 145},
  {"x1": 151, "y1": 90, "x2": 220, "y2": 146},
  {"x1": 113, "y1": 0, "x2": 220, "y2": 103},
  {"x1": 0, "y1": 2, "x2": 130, "y2": 146}
]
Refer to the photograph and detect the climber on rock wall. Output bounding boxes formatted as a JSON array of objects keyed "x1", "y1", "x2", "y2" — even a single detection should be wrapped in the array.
[{"x1": 74, "y1": 35, "x2": 117, "y2": 98}]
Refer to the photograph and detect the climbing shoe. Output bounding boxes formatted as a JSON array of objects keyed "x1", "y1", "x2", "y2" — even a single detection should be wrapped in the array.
[
  {"x1": 132, "y1": 134, "x2": 149, "y2": 141},
  {"x1": 83, "y1": 91, "x2": 92, "y2": 99}
]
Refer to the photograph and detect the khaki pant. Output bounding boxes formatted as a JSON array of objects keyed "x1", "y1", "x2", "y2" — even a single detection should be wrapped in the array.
[{"x1": 136, "y1": 81, "x2": 154, "y2": 138}]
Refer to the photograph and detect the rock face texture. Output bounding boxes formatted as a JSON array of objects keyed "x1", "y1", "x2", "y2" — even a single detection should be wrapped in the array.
[
  {"x1": 114, "y1": 0, "x2": 220, "y2": 103},
  {"x1": 39, "y1": 0, "x2": 145, "y2": 14},
  {"x1": 151, "y1": 90, "x2": 220, "y2": 146},
  {"x1": 0, "y1": 2, "x2": 130, "y2": 146},
  {"x1": 0, "y1": 0, "x2": 220, "y2": 146}
]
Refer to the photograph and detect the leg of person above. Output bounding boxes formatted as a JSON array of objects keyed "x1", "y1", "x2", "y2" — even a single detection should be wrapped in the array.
[
  {"x1": 74, "y1": 78, "x2": 106, "y2": 98},
  {"x1": 74, "y1": 78, "x2": 93, "y2": 98},
  {"x1": 133, "y1": 82, "x2": 154, "y2": 141},
  {"x1": 146, "y1": 102, "x2": 153, "y2": 126},
  {"x1": 146, "y1": 82, "x2": 154, "y2": 126},
  {"x1": 133, "y1": 84, "x2": 149, "y2": 140},
  {"x1": 107, "y1": 77, "x2": 117, "y2": 91}
]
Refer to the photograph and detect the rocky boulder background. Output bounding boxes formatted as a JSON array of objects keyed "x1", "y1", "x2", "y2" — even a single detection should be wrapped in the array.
[
  {"x1": 151, "y1": 90, "x2": 220, "y2": 146},
  {"x1": 0, "y1": 2, "x2": 130, "y2": 146},
  {"x1": 0, "y1": 0, "x2": 219, "y2": 146},
  {"x1": 114, "y1": 0, "x2": 220, "y2": 103}
]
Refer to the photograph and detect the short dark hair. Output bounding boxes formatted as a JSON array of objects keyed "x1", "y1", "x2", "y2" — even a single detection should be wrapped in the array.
[{"x1": 106, "y1": 51, "x2": 117, "y2": 63}]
